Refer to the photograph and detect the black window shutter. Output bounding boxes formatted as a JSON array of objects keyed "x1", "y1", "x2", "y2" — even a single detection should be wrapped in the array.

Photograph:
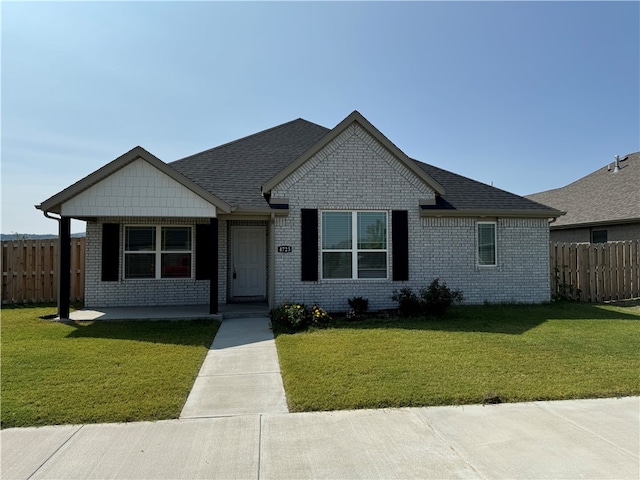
[
  {"x1": 392, "y1": 210, "x2": 409, "y2": 281},
  {"x1": 195, "y1": 224, "x2": 212, "y2": 280},
  {"x1": 301, "y1": 209, "x2": 318, "y2": 281},
  {"x1": 101, "y1": 223, "x2": 120, "y2": 281}
]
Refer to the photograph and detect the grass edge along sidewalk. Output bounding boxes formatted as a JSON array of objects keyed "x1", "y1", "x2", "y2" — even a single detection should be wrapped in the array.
[
  {"x1": 275, "y1": 301, "x2": 640, "y2": 412},
  {"x1": 1, "y1": 306, "x2": 220, "y2": 429}
]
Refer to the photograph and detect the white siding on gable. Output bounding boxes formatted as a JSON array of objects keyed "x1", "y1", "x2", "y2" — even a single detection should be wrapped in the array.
[{"x1": 61, "y1": 159, "x2": 217, "y2": 218}]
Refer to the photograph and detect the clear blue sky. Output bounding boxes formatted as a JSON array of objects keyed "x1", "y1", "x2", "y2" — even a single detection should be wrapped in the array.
[{"x1": 2, "y1": 1, "x2": 638, "y2": 235}]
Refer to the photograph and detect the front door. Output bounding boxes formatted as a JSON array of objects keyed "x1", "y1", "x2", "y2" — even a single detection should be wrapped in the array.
[{"x1": 230, "y1": 226, "x2": 266, "y2": 300}]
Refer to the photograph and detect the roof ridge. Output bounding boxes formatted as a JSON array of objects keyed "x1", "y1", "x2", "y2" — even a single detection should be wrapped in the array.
[{"x1": 170, "y1": 118, "x2": 327, "y2": 164}]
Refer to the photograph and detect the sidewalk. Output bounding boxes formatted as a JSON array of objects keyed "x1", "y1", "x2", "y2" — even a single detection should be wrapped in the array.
[
  {"x1": 180, "y1": 316, "x2": 288, "y2": 418},
  {"x1": 2, "y1": 397, "x2": 638, "y2": 479}
]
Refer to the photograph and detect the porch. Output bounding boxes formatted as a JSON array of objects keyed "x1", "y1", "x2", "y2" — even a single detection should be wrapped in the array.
[{"x1": 61, "y1": 302, "x2": 270, "y2": 322}]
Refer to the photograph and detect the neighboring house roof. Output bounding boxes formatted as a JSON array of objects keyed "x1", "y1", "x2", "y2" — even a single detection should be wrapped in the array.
[
  {"x1": 526, "y1": 152, "x2": 640, "y2": 229},
  {"x1": 37, "y1": 146, "x2": 232, "y2": 214}
]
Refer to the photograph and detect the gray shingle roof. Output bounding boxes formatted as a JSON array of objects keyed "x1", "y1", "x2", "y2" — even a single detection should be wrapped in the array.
[
  {"x1": 526, "y1": 152, "x2": 640, "y2": 228},
  {"x1": 170, "y1": 119, "x2": 330, "y2": 210},
  {"x1": 169, "y1": 115, "x2": 560, "y2": 216}
]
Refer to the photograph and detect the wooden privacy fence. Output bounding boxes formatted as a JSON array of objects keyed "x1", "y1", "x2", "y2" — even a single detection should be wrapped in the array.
[
  {"x1": 1, "y1": 238, "x2": 85, "y2": 305},
  {"x1": 550, "y1": 241, "x2": 640, "y2": 302}
]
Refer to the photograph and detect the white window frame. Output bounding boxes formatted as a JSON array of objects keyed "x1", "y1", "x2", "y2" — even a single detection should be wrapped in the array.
[
  {"x1": 477, "y1": 221, "x2": 497, "y2": 267},
  {"x1": 321, "y1": 210, "x2": 388, "y2": 280},
  {"x1": 123, "y1": 225, "x2": 193, "y2": 280}
]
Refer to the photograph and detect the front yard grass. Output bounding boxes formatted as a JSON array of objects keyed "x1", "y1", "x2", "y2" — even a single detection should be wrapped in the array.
[
  {"x1": 1, "y1": 306, "x2": 219, "y2": 428},
  {"x1": 275, "y1": 301, "x2": 640, "y2": 412}
]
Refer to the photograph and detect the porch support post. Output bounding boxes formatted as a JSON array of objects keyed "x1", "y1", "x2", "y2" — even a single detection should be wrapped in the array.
[
  {"x1": 209, "y1": 217, "x2": 218, "y2": 314},
  {"x1": 58, "y1": 216, "x2": 71, "y2": 319}
]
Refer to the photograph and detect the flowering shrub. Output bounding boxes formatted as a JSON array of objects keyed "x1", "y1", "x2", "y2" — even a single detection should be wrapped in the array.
[
  {"x1": 270, "y1": 303, "x2": 332, "y2": 332},
  {"x1": 310, "y1": 304, "x2": 332, "y2": 327}
]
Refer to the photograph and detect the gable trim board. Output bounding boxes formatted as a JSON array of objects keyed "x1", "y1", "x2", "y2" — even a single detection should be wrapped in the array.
[{"x1": 37, "y1": 111, "x2": 561, "y2": 314}]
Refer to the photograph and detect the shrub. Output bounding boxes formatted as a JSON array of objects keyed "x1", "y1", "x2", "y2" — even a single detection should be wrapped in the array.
[
  {"x1": 346, "y1": 297, "x2": 369, "y2": 321},
  {"x1": 270, "y1": 303, "x2": 308, "y2": 332},
  {"x1": 310, "y1": 304, "x2": 332, "y2": 327},
  {"x1": 391, "y1": 288, "x2": 423, "y2": 317},
  {"x1": 270, "y1": 303, "x2": 332, "y2": 332},
  {"x1": 419, "y1": 278, "x2": 464, "y2": 317}
]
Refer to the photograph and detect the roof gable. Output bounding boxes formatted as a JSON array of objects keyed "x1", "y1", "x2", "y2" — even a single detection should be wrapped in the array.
[
  {"x1": 37, "y1": 146, "x2": 231, "y2": 215},
  {"x1": 262, "y1": 111, "x2": 445, "y2": 196}
]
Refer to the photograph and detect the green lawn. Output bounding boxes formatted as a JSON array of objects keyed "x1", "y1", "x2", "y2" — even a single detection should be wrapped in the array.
[
  {"x1": 275, "y1": 302, "x2": 640, "y2": 412},
  {"x1": 1, "y1": 306, "x2": 219, "y2": 428}
]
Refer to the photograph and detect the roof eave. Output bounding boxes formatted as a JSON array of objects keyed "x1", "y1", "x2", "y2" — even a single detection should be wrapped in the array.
[
  {"x1": 550, "y1": 217, "x2": 640, "y2": 230},
  {"x1": 420, "y1": 208, "x2": 565, "y2": 218},
  {"x1": 262, "y1": 110, "x2": 445, "y2": 196}
]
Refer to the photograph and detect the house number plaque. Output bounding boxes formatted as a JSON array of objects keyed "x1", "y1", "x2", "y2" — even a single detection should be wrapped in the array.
[{"x1": 277, "y1": 246, "x2": 292, "y2": 253}]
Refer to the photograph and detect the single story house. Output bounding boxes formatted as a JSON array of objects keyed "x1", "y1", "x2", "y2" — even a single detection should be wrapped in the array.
[
  {"x1": 37, "y1": 111, "x2": 562, "y2": 318},
  {"x1": 526, "y1": 152, "x2": 640, "y2": 243}
]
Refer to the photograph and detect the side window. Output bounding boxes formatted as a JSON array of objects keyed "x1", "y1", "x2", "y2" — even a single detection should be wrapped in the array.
[
  {"x1": 123, "y1": 226, "x2": 192, "y2": 279},
  {"x1": 592, "y1": 230, "x2": 607, "y2": 244},
  {"x1": 477, "y1": 222, "x2": 497, "y2": 266}
]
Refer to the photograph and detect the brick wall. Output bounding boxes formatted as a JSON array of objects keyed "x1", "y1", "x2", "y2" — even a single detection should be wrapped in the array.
[
  {"x1": 270, "y1": 123, "x2": 551, "y2": 311},
  {"x1": 550, "y1": 222, "x2": 640, "y2": 243},
  {"x1": 85, "y1": 216, "x2": 225, "y2": 308}
]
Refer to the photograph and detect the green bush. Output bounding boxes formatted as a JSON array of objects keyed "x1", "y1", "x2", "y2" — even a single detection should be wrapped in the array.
[
  {"x1": 391, "y1": 288, "x2": 423, "y2": 317},
  {"x1": 420, "y1": 278, "x2": 464, "y2": 317},
  {"x1": 346, "y1": 297, "x2": 369, "y2": 321},
  {"x1": 392, "y1": 279, "x2": 463, "y2": 318},
  {"x1": 310, "y1": 304, "x2": 332, "y2": 327}
]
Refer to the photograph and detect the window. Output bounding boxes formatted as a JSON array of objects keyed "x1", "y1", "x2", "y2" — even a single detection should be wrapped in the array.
[
  {"x1": 321, "y1": 211, "x2": 387, "y2": 279},
  {"x1": 477, "y1": 222, "x2": 497, "y2": 266},
  {"x1": 124, "y1": 226, "x2": 192, "y2": 279},
  {"x1": 592, "y1": 229, "x2": 608, "y2": 243}
]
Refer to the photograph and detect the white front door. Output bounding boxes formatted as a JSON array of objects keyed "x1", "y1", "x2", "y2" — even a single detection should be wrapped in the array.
[{"x1": 230, "y1": 226, "x2": 266, "y2": 299}]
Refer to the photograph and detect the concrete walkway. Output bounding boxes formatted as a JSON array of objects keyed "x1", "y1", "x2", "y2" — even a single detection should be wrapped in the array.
[
  {"x1": 2, "y1": 397, "x2": 638, "y2": 479},
  {"x1": 180, "y1": 316, "x2": 288, "y2": 418}
]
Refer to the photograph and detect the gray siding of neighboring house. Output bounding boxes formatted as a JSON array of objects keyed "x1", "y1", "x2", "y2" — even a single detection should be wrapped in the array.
[
  {"x1": 550, "y1": 222, "x2": 640, "y2": 243},
  {"x1": 84, "y1": 217, "x2": 227, "y2": 307},
  {"x1": 270, "y1": 123, "x2": 550, "y2": 311}
]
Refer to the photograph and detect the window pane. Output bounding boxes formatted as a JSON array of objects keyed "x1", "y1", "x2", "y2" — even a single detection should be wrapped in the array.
[
  {"x1": 162, "y1": 227, "x2": 191, "y2": 251},
  {"x1": 125, "y1": 253, "x2": 155, "y2": 278},
  {"x1": 358, "y1": 252, "x2": 387, "y2": 278},
  {"x1": 162, "y1": 253, "x2": 191, "y2": 278},
  {"x1": 592, "y1": 230, "x2": 607, "y2": 243},
  {"x1": 478, "y1": 224, "x2": 496, "y2": 265},
  {"x1": 322, "y1": 252, "x2": 352, "y2": 279},
  {"x1": 322, "y1": 212, "x2": 352, "y2": 249},
  {"x1": 125, "y1": 227, "x2": 155, "y2": 251},
  {"x1": 357, "y1": 212, "x2": 386, "y2": 249}
]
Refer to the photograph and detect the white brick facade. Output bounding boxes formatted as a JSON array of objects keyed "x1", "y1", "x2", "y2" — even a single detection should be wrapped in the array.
[
  {"x1": 84, "y1": 217, "x2": 226, "y2": 307},
  {"x1": 269, "y1": 124, "x2": 551, "y2": 311}
]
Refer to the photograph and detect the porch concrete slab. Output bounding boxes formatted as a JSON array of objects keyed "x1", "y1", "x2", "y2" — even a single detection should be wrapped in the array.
[
  {"x1": 27, "y1": 417, "x2": 259, "y2": 480},
  {"x1": 260, "y1": 409, "x2": 482, "y2": 479},
  {"x1": 412, "y1": 397, "x2": 640, "y2": 479},
  {"x1": 181, "y1": 373, "x2": 289, "y2": 418},
  {"x1": 66, "y1": 305, "x2": 220, "y2": 322},
  {"x1": 198, "y1": 344, "x2": 281, "y2": 375},
  {"x1": 0, "y1": 425, "x2": 82, "y2": 480}
]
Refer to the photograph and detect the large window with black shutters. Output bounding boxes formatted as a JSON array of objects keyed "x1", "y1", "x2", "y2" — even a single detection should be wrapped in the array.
[
  {"x1": 321, "y1": 211, "x2": 387, "y2": 279},
  {"x1": 124, "y1": 226, "x2": 192, "y2": 279}
]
